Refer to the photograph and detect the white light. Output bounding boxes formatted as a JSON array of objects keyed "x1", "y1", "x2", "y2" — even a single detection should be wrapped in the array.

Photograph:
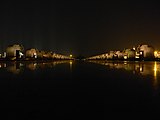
[
  {"x1": 20, "y1": 52, "x2": 23, "y2": 56},
  {"x1": 124, "y1": 56, "x2": 127, "y2": 59}
]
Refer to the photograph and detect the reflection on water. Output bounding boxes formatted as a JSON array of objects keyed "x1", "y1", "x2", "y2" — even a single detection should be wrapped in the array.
[
  {"x1": 89, "y1": 60, "x2": 160, "y2": 76},
  {"x1": 0, "y1": 60, "x2": 73, "y2": 74},
  {"x1": 89, "y1": 60, "x2": 160, "y2": 90},
  {"x1": 1, "y1": 60, "x2": 160, "y2": 90},
  {"x1": 1, "y1": 60, "x2": 159, "y2": 77},
  {"x1": 1, "y1": 60, "x2": 160, "y2": 116},
  {"x1": 6, "y1": 62, "x2": 23, "y2": 74}
]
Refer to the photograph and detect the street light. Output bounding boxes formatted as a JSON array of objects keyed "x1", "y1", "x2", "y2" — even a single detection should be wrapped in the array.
[{"x1": 70, "y1": 54, "x2": 72, "y2": 58}]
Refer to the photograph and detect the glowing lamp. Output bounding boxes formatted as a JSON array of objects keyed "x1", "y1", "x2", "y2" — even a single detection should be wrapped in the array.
[
  {"x1": 70, "y1": 54, "x2": 72, "y2": 58},
  {"x1": 154, "y1": 51, "x2": 158, "y2": 57}
]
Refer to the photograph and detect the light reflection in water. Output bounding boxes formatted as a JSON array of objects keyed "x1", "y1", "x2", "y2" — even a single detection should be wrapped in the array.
[
  {"x1": 153, "y1": 62, "x2": 158, "y2": 90},
  {"x1": 89, "y1": 60, "x2": 160, "y2": 91},
  {"x1": 69, "y1": 60, "x2": 73, "y2": 71},
  {"x1": 0, "y1": 63, "x2": 6, "y2": 68},
  {"x1": 27, "y1": 63, "x2": 37, "y2": 71},
  {"x1": 0, "y1": 60, "x2": 73, "y2": 74},
  {"x1": 6, "y1": 62, "x2": 22, "y2": 74},
  {"x1": 154, "y1": 62, "x2": 157, "y2": 78},
  {"x1": 89, "y1": 60, "x2": 160, "y2": 76}
]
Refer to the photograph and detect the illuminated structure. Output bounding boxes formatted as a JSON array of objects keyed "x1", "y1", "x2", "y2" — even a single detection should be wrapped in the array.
[
  {"x1": 6, "y1": 44, "x2": 24, "y2": 60},
  {"x1": 115, "y1": 51, "x2": 124, "y2": 59},
  {"x1": 137, "y1": 44, "x2": 155, "y2": 59},
  {"x1": 87, "y1": 44, "x2": 156, "y2": 61},
  {"x1": 123, "y1": 49, "x2": 135, "y2": 60},
  {"x1": 107, "y1": 51, "x2": 115, "y2": 59},
  {"x1": 3, "y1": 44, "x2": 73, "y2": 61},
  {"x1": 154, "y1": 51, "x2": 160, "y2": 59},
  {"x1": 37, "y1": 50, "x2": 45, "y2": 59},
  {"x1": 26, "y1": 49, "x2": 38, "y2": 59}
]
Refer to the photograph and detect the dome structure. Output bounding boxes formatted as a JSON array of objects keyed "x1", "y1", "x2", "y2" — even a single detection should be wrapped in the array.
[
  {"x1": 6, "y1": 44, "x2": 24, "y2": 60},
  {"x1": 26, "y1": 49, "x2": 38, "y2": 58},
  {"x1": 137, "y1": 44, "x2": 155, "y2": 59}
]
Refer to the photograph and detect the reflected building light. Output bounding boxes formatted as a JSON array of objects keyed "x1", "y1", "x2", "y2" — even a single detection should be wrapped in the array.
[
  {"x1": 114, "y1": 63, "x2": 118, "y2": 66},
  {"x1": 7, "y1": 65, "x2": 21, "y2": 74},
  {"x1": 124, "y1": 61, "x2": 127, "y2": 65},
  {"x1": 140, "y1": 66, "x2": 143, "y2": 72},
  {"x1": 27, "y1": 63, "x2": 37, "y2": 70},
  {"x1": 70, "y1": 61, "x2": 73, "y2": 71},
  {"x1": 0, "y1": 63, "x2": 7, "y2": 68},
  {"x1": 4, "y1": 63, "x2": 6, "y2": 68},
  {"x1": 153, "y1": 62, "x2": 158, "y2": 92},
  {"x1": 34, "y1": 63, "x2": 37, "y2": 67},
  {"x1": 133, "y1": 71, "x2": 136, "y2": 74},
  {"x1": 154, "y1": 62, "x2": 157, "y2": 78},
  {"x1": 20, "y1": 63, "x2": 24, "y2": 67}
]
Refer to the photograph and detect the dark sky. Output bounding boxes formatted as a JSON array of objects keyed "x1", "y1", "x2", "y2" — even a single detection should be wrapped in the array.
[{"x1": 0, "y1": 0, "x2": 160, "y2": 57}]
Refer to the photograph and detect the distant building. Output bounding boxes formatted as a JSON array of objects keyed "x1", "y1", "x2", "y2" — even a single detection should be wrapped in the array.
[
  {"x1": 115, "y1": 51, "x2": 124, "y2": 59},
  {"x1": 107, "y1": 51, "x2": 115, "y2": 59},
  {"x1": 137, "y1": 44, "x2": 154, "y2": 59},
  {"x1": 37, "y1": 51, "x2": 45, "y2": 59},
  {"x1": 43, "y1": 52, "x2": 52, "y2": 59},
  {"x1": 124, "y1": 49, "x2": 135, "y2": 60},
  {"x1": 6, "y1": 44, "x2": 24, "y2": 60},
  {"x1": 101, "y1": 54, "x2": 106, "y2": 59},
  {"x1": 154, "y1": 51, "x2": 160, "y2": 58},
  {"x1": 25, "y1": 49, "x2": 38, "y2": 59}
]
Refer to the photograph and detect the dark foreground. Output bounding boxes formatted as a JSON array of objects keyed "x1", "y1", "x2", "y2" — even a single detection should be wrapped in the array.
[{"x1": 0, "y1": 60, "x2": 160, "y2": 119}]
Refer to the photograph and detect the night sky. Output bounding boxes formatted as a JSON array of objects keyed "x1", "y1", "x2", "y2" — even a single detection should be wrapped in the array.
[{"x1": 0, "y1": 0, "x2": 160, "y2": 57}]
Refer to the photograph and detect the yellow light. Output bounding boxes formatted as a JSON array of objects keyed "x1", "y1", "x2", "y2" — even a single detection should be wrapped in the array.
[
  {"x1": 70, "y1": 54, "x2": 72, "y2": 58},
  {"x1": 69, "y1": 61, "x2": 73, "y2": 71},
  {"x1": 154, "y1": 51, "x2": 158, "y2": 57},
  {"x1": 154, "y1": 62, "x2": 157, "y2": 77},
  {"x1": 140, "y1": 67, "x2": 143, "y2": 72},
  {"x1": 124, "y1": 56, "x2": 127, "y2": 59},
  {"x1": 70, "y1": 61, "x2": 72, "y2": 65}
]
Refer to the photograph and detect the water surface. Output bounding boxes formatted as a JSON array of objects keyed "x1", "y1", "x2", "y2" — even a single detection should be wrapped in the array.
[{"x1": 0, "y1": 60, "x2": 160, "y2": 119}]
